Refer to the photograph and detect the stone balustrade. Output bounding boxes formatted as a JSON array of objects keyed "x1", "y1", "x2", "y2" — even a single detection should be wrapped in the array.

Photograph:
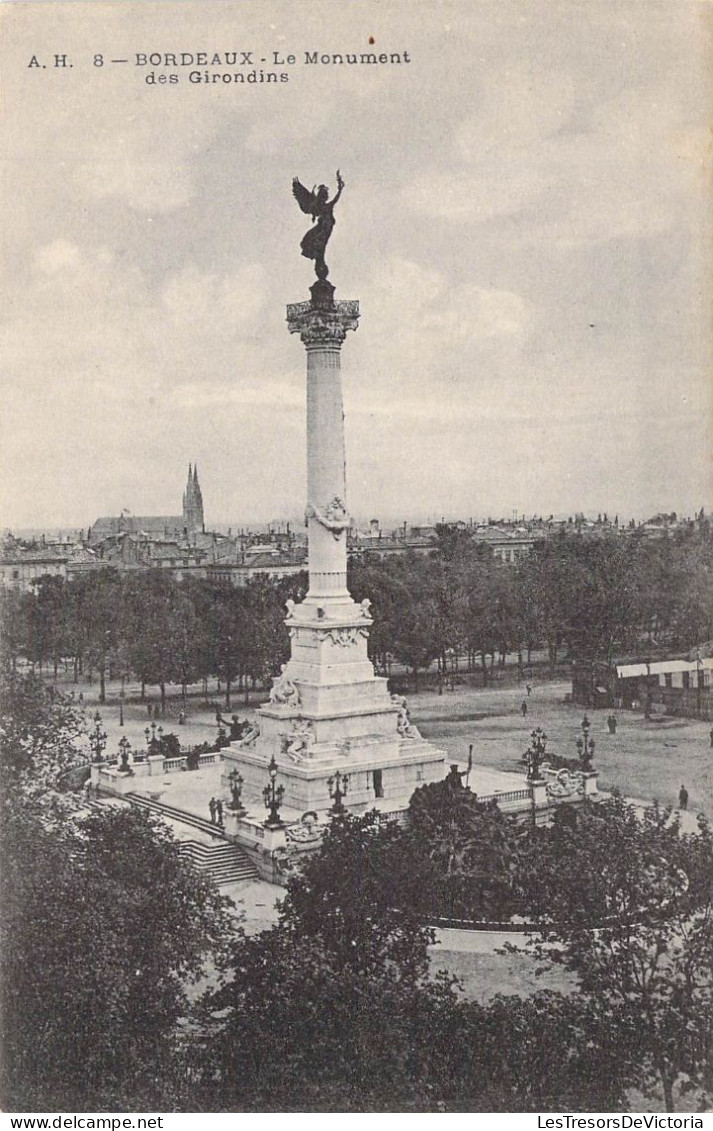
[{"x1": 92, "y1": 747, "x2": 224, "y2": 797}]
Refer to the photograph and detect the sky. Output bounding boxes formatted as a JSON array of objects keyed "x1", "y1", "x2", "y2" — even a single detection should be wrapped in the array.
[{"x1": 1, "y1": 0, "x2": 712, "y2": 530}]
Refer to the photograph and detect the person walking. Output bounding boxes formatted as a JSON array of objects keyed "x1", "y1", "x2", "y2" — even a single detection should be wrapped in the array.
[
  {"x1": 679, "y1": 784, "x2": 689, "y2": 811},
  {"x1": 709, "y1": 727, "x2": 713, "y2": 749},
  {"x1": 526, "y1": 683, "x2": 532, "y2": 697},
  {"x1": 209, "y1": 797, "x2": 217, "y2": 824},
  {"x1": 216, "y1": 798, "x2": 224, "y2": 826},
  {"x1": 521, "y1": 700, "x2": 528, "y2": 718}
]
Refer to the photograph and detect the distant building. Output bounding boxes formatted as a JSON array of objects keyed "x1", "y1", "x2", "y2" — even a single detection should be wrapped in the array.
[
  {"x1": 573, "y1": 654, "x2": 713, "y2": 720},
  {"x1": 207, "y1": 545, "x2": 307, "y2": 587},
  {"x1": 88, "y1": 464, "x2": 205, "y2": 544},
  {"x1": 182, "y1": 463, "x2": 205, "y2": 535},
  {"x1": 0, "y1": 549, "x2": 68, "y2": 591},
  {"x1": 471, "y1": 525, "x2": 534, "y2": 563}
]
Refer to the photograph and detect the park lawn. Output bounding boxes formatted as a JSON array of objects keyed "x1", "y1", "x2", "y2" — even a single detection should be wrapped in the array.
[{"x1": 429, "y1": 943, "x2": 576, "y2": 1003}]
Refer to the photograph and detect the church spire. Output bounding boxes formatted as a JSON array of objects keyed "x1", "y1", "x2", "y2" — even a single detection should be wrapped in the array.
[{"x1": 182, "y1": 462, "x2": 205, "y2": 535}]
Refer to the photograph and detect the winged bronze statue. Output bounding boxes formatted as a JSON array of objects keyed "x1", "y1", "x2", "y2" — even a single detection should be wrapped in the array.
[{"x1": 292, "y1": 171, "x2": 344, "y2": 281}]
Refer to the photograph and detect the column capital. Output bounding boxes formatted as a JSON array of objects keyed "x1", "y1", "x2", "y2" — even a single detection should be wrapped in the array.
[{"x1": 286, "y1": 299, "x2": 360, "y2": 349}]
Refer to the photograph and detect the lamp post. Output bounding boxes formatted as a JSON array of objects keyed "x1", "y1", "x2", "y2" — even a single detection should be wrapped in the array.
[
  {"x1": 523, "y1": 727, "x2": 548, "y2": 828},
  {"x1": 117, "y1": 735, "x2": 132, "y2": 773},
  {"x1": 228, "y1": 769, "x2": 246, "y2": 815},
  {"x1": 90, "y1": 711, "x2": 107, "y2": 764},
  {"x1": 576, "y1": 714, "x2": 595, "y2": 770},
  {"x1": 144, "y1": 722, "x2": 163, "y2": 756},
  {"x1": 328, "y1": 770, "x2": 349, "y2": 813},
  {"x1": 263, "y1": 755, "x2": 285, "y2": 828},
  {"x1": 696, "y1": 652, "x2": 703, "y2": 716},
  {"x1": 524, "y1": 728, "x2": 547, "y2": 781}
]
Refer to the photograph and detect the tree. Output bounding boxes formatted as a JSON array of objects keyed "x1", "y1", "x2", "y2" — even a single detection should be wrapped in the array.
[
  {"x1": 280, "y1": 811, "x2": 435, "y2": 983},
  {"x1": 124, "y1": 571, "x2": 179, "y2": 710},
  {"x1": 567, "y1": 538, "x2": 644, "y2": 662},
  {"x1": 524, "y1": 795, "x2": 713, "y2": 1111},
  {"x1": 206, "y1": 582, "x2": 249, "y2": 709},
  {"x1": 25, "y1": 576, "x2": 68, "y2": 679},
  {"x1": 0, "y1": 590, "x2": 29, "y2": 673},
  {"x1": 348, "y1": 558, "x2": 409, "y2": 674},
  {"x1": 194, "y1": 805, "x2": 636, "y2": 1113},
  {"x1": 389, "y1": 556, "x2": 441, "y2": 691},
  {"x1": 520, "y1": 537, "x2": 582, "y2": 673},
  {"x1": 445, "y1": 991, "x2": 635, "y2": 1112},
  {"x1": 0, "y1": 670, "x2": 88, "y2": 816},
  {"x1": 194, "y1": 924, "x2": 463, "y2": 1111},
  {"x1": 408, "y1": 780, "x2": 529, "y2": 920},
  {"x1": 168, "y1": 584, "x2": 203, "y2": 704},
  {"x1": 69, "y1": 569, "x2": 124, "y2": 702},
  {"x1": 0, "y1": 804, "x2": 234, "y2": 1111},
  {"x1": 240, "y1": 576, "x2": 291, "y2": 700}
]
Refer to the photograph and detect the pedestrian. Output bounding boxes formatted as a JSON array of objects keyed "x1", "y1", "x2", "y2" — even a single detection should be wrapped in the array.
[
  {"x1": 216, "y1": 798, "x2": 224, "y2": 826},
  {"x1": 147, "y1": 702, "x2": 153, "y2": 718},
  {"x1": 679, "y1": 784, "x2": 689, "y2": 811},
  {"x1": 709, "y1": 727, "x2": 713, "y2": 749},
  {"x1": 521, "y1": 700, "x2": 528, "y2": 718},
  {"x1": 607, "y1": 714, "x2": 617, "y2": 735},
  {"x1": 209, "y1": 797, "x2": 217, "y2": 824},
  {"x1": 526, "y1": 683, "x2": 532, "y2": 697}
]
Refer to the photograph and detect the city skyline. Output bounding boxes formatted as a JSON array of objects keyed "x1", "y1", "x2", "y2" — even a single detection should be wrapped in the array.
[{"x1": 2, "y1": 1, "x2": 712, "y2": 529}]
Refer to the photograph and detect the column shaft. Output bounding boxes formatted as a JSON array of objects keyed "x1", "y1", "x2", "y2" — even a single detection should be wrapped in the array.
[{"x1": 286, "y1": 297, "x2": 360, "y2": 605}]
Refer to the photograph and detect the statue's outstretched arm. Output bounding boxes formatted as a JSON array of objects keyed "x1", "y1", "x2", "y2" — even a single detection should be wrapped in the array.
[{"x1": 330, "y1": 169, "x2": 345, "y2": 206}]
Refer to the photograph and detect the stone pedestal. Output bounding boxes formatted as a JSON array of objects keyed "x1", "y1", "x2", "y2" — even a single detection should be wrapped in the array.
[
  {"x1": 529, "y1": 776, "x2": 550, "y2": 822},
  {"x1": 222, "y1": 289, "x2": 445, "y2": 816},
  {"x1": 582, "y1": 770, "x2": 600, "y2": 800}
]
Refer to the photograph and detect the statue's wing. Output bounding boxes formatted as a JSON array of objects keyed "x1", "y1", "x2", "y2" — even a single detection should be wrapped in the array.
[{"x1": 292, "y1": 177, "x2": 318, "y2": 216}]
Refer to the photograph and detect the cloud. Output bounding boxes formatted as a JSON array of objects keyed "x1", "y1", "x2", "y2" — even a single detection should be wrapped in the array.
[
  {"x1": 34, "y1": 239, "x2": 82, "y2": 274},
  {"x1": 402, "y1": 62, "x2": 710, "y2": 245},
  {"x1": 360, "y1": 257, "x2": 533, "y2": 388},
  {"x1": 160, "y1": 263, "x2": 268, "y2": 333}
]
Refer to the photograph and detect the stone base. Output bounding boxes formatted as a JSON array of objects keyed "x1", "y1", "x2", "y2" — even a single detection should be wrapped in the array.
[
  {"x1": 220, "y1": 587, "x2": 447, "y2": 817},
  {"x1": 222, "y1": 735, "x2": 445, "y2": 815}
]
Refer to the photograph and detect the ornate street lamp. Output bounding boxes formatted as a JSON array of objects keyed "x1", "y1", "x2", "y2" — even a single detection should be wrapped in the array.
[
  {"x1": 328, "y1": 770, "x2": 349, "y2": 813},
  {"x1": 576, "y1": 714, "x2": 595, "y2": 770},
  {"x1": 117, "y1": 735, "x2": 132, "y2": 773},
  {"x1": 263, "y1": 755, "x2": 285, "y2": 828},
  {"x1": 524, "y1": 727, "x2": 547, "y2": 781},
  {"x1": 228, "y1": 769, "x2": 246, "y2": 815},
  {"x1": 144, "y1": 722, "x2": 163, "y2": 756},
  {"x1": 90, "y1": 712, "x2": 107, "y2": 764}
]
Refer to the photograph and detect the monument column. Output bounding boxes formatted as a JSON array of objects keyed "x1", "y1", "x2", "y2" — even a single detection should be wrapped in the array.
[
  {"x1": 287, "y1": 289, "x2": 360, "y2": 607},
  {"x1": 220, "y1": 175, "x2": 445, "y2": 818}
]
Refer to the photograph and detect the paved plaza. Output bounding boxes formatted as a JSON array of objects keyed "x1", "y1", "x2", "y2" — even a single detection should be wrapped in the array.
[
  {"x1": 78, "y1": 670, "x2": 712, "y2": 1013},
  {"x1": 412, "y1": 679, "x2": 712, "y2": 819},
  {"x1": 74, "y1": 670, "x2": 712, "y2": 821}
]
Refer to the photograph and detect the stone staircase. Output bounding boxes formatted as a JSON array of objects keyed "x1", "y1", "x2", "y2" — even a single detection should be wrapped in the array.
[
  {"x1": 175, "y1": 839, "x2": 258, "y2": 885},
  {"x1": 126, "y1": 792, "x2": 258, "y2": 885}
]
